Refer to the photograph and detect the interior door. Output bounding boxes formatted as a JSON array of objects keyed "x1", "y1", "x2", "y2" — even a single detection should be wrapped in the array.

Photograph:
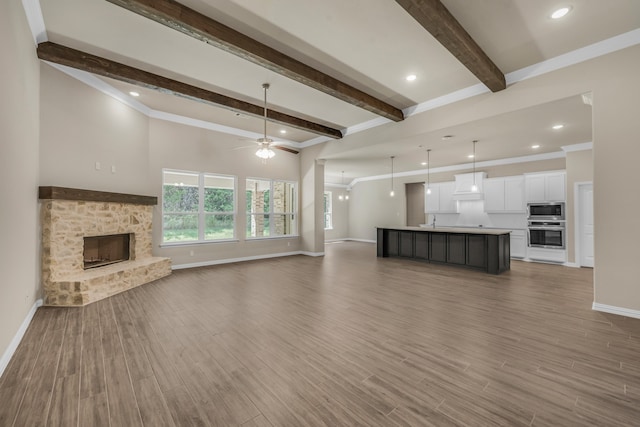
[{"x1": 578, "y1": 183, "x2": 594, "y2": 267}]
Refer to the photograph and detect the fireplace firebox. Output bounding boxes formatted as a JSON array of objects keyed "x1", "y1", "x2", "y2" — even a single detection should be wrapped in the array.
[{"x1": 83, "y1": 234, "x2": 131, "y2": 269}]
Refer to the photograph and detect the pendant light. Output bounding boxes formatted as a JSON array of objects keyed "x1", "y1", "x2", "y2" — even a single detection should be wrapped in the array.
[
  {"x1": 255, "y1": 83, "x2": 275, "y2": 161},
  {"x1": 471, "y1": 140, "x2": 478, "y2": 192},
  {"x1": 390, "y1": 156, "x2": 395, "y2": 197},
  {"x1": 338, "y1": 171, "x2": 349, "y2": 201},
  {"x1": 426, "y1": 149, "x2": 432, "y2": 195}
]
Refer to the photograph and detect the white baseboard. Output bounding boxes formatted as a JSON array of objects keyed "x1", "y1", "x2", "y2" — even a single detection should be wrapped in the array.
[
  {"x1": 592, "y1": 302, "x2": 640, "y2": 320},
  {"x1": 325, "y1": 238, "x2": 375, "y2": 244},
  {"x1": 0, "y1": 298, "x2": 43, "y2": 378},
  {"x1": 346, "y1": 238, "x2": 376, "y2": 244},
  {"x1": 172, "y1": 250, "x2": 319, "y2": 270}
]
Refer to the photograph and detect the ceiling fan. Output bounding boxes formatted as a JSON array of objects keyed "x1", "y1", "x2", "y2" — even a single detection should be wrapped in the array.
[{"x1": 235, "y1": 83, "x2": 299, "y2": 160}]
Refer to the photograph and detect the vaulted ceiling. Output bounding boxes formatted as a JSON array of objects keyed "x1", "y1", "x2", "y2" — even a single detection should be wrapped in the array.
[{"x1": 34, "y1": 0, "x2": 640, "y2": 183}]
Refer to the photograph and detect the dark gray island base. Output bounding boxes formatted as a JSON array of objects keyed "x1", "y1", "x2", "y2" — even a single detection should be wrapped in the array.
[{"x1": 377, "y1": 226, "x2": 511, "y2": 274}]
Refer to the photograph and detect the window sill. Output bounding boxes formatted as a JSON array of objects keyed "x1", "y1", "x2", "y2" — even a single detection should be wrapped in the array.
[
  {"x1": 245, "y1": 235, "x2": 300, "y2": 242},
  {"x1": 160, "y1": 239, "x2": 240, "y2": 248}
]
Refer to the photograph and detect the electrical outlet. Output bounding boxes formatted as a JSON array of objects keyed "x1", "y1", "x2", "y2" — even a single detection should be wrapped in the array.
[
  {"x1": 189, "y1": 250, "x2": 194, "y2": 256},
  {"x1": 95, "y1": 161, "x2": 101, "y2": 170},
  {"x1": 111, "y1": 165, "x2": 116, "y2": 173}
]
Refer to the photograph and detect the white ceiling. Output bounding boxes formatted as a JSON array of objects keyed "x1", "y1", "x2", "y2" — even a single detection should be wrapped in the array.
[{"x1": 35, "y1": 0, "x2": 640, "y2": 183}]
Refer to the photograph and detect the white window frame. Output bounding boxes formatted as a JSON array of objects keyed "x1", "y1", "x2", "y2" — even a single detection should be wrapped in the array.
[
  {"x1": 246, "y1": 177, "x2": 298, "y2": 239},
  {"x1": 324, "y1": 191, "x2": 333, "y2": 230},
  {"x1": 162, "y1": 169, "x2": 237, "y2": 245}
]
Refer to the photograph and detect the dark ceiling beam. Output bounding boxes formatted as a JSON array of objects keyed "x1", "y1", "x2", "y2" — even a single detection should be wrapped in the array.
[
  {"x1": 395, "y1": 0, "x2": 505, "y2": 92},
  {"x1": 105, "y1": 0, "x2": 405, "y2": 122},
  {"x1": 36, "y1": 42, "x2": 342, "y2": 139}
]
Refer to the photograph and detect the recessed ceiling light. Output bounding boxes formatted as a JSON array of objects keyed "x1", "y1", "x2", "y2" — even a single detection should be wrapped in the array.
[
  {"x1": 279, "y1": 129, "x2": 287, "y2": 134},
  {"x1": 421, "y1": 161, "x2": 427, "y2": 166},
  {"x1": 551, "y1": 6, "x2": 571, "y2": 19},
  {"x1": 442, "y1": 135, "x2": 453, "y2": 140},
  {"x1": 129, "y1": 91, "x2": 140, "y2": 97},
  {"x1": 468, "y1": 154, "x2": 475, "y2": 159},
  {"x1": 531, "y1": 144, "x2": 541, "y2": 149},
  {"x1": 406, "y1": 74, "x2": 417, "y2": 82},
  {"x1": 552, "y1": 124, "x2": 564, "y2": 130}
]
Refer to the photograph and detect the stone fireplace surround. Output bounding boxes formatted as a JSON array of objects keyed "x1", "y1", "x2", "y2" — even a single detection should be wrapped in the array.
[{"x1": 39, "y1": 186, "x2": 171, "y2": 306}]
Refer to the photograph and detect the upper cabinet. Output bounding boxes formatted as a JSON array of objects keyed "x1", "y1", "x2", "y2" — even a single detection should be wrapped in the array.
[
  {"x1": 484, "y1": 176, "x2": 525, "y2": 213},
  {"x1": 425, "y1": 181, "x2": 457, "y2": 213},
  {"x1": 525, "y1": 171, "x2": 566, "y2": 202}
]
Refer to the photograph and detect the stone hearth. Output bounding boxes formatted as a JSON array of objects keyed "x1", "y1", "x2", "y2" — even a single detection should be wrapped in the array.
[{"x1": 39, "y1": 187, "x2": 171, "y2": 306}]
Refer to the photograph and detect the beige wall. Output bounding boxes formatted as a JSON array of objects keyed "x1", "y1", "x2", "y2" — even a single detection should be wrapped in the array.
[
  {"x1": 39, "y1": 66, "x2": 307, "y2": 268},
  {"x1": 566, "y1": 149, "x2": 594, "y2": 263},
  {"x1": 149, "y1": 119, "x2": 302, "y2": 265},
  {"x1": 300, "y1": 145, "x2": 325, "y2": 254},
  {"x1": 40, "y1": 64, "x2": 151, "y2": 195},
  {"x1": 324, "y1": 186, "x2": 350, "y2": 240},
  {"x1": 0, "y1": 2, "x2": 41, "y2": 367}
]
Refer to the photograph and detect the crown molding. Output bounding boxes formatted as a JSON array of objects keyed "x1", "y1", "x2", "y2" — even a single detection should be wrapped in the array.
[
  {"x1": 21, "y1": 0, "x2": 47, "y2": 45},
  {"x1": 349, "y1": 151, "x2": 566, "y2": 187},
  {"x1": 562, "y1": 142, "x2": 593, "y2": 152}
]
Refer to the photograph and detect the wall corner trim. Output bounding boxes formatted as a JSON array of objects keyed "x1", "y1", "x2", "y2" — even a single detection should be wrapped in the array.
[
  {"x1": 0, "y1": 299, "x2": 43, "y2": 378},
  {"x1": 592, "y1": 302, "x2": 640, "y2": 320}
]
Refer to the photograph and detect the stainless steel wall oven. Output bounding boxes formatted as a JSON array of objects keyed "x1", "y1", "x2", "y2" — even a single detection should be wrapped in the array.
[{"x1": 527, "y1": 220, "x2": 565, "y2": 249}]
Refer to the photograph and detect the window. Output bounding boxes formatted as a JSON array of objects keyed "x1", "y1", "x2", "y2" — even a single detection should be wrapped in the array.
[
  {"x1": 246, "y1": 178, "x2": 297, "y2": 238},
  {"x1": 324, "y1": 191, "x2": 333, "y2": 229},
  {"x1": 163, "y1": 170, "x2": 236, "y2": 243}
]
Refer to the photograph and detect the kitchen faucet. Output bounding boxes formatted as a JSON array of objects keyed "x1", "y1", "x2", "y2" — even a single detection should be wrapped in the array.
[{"x1": 431, "y1": 214, "x2": 436, "y2": 228}]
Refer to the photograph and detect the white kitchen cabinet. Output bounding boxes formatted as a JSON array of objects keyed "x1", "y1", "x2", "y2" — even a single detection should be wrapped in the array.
[
  {"x1": 484, "y1": 176, "x2": 525, "y2": 213},
  {"x1": 510, "y1": 229, "x2": 526, "y2": 258},
  {"x1": 425, "y1": 184, "x2": 440, "y2": 213},
  {"x1": 504, "y1": 176, "x2": 525, "y2": 211},
  {"x1": 483, "y1": 178, "x2": 505, "y2": 211},
  {"x1": 525, "y1": 172, "x2": 566, "y2": 202},
  {"x1": 424, "y1": 181, "x2": 457, "y2": 213}
]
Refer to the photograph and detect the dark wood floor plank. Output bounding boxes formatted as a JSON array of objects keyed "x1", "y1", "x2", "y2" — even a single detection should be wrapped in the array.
[
  {"x1": 132, "y1": 376, "x2": 176, "y2": 427},
  {"x1": 12, "y1": 321, "x2": 65, "y2": 426},
  {"x1": 2, "y1": 242, "x2": 640, "y2": 426},
  {"x1": 47, "y1": 373, "x2": 80, "y2": 427},
  {"x1": 99, "y1": 300, "x2": 144, "y2": 427},
  {"x1": 79, "y1": 391, "x2": 110, "y2": 427}
]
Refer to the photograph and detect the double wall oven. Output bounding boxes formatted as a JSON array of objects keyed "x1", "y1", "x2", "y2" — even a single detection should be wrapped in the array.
[{"x1": 527, "y1": 202, "x2": 565, "y2": 249}]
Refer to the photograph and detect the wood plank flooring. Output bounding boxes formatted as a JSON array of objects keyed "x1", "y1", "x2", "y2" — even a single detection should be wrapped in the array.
[{"x1": 1, "y1": 241, "x2": 640, "y2": 426}]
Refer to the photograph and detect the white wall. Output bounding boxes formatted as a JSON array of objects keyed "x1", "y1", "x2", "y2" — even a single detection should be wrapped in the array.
[{"x1": 0, "y1": 1, "x2": 41, "y2": 369}]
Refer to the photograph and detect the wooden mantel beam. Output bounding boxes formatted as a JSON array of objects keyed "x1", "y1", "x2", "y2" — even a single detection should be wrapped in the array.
[
  {"x1": 395, "y1": 0, "x2": 506, "y2": 92},
  {"x1": 37, "y1": 42, "x2": 342, "y2": 140},
  {"x1": 105, "y1": 0, "x2": 405, "y2": 122}
]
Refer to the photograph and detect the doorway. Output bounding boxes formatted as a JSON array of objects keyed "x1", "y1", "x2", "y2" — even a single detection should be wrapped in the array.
[{"x1": 406, "y1": 182, "x2": 425, "y2": 226}]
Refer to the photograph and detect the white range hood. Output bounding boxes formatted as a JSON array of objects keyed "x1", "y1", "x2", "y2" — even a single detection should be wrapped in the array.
[{"x1": 452, "y1": 172, "x2": 486, "y2": 200}]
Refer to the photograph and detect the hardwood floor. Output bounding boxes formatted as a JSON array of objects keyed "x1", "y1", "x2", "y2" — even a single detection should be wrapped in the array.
[{"x1": 1, "y1": 241, "x2": 640, "y2": 426}]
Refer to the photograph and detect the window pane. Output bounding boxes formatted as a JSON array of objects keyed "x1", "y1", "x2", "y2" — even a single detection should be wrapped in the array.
[
  {"x1": 272, "y1": 214, "x2": 295, "y2": 236},
  {"x1": 204, "y1": 175, "x2": 234, "y2": 213},
  {"x1": 204, "y1": 214, "x2": 235, "y2": 240},
  {"x1": 163, "y1": 214, "x2": 198, "y2": 242},
  {"x1": 274, "y1": 181, "x2": 295, "y2": 213},
  {"x1": 163, "y1": 172, "x2": 199, "y2": 213},
  {"x1": 246, "y1": 179, "x2": 270, "y2": 213},
  {"x1": 246, "y1": 214, "x2": 270, "y2": 237},
  {"x1": 325, "y1": 213, "x2": 332, "y2": 229}
]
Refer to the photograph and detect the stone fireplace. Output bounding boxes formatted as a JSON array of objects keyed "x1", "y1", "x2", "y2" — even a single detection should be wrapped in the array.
[{"x1": 39, "y1": 186, "x2": 171, "y2": 306}]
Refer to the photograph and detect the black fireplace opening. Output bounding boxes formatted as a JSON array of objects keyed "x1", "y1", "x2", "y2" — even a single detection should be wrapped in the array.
[{"x1": 83, "y1": 233, "x2": 131, "y2": 270}]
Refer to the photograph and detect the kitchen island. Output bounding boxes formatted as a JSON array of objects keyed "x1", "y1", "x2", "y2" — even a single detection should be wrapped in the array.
[{"x1": 377, "y1": 226, "x2": 511, "y2": 274}]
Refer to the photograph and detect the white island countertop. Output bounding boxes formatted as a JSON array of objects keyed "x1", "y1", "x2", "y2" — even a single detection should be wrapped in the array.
[{"x1": 376, "y1": 225, "x2": 512, "y2": 235}]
